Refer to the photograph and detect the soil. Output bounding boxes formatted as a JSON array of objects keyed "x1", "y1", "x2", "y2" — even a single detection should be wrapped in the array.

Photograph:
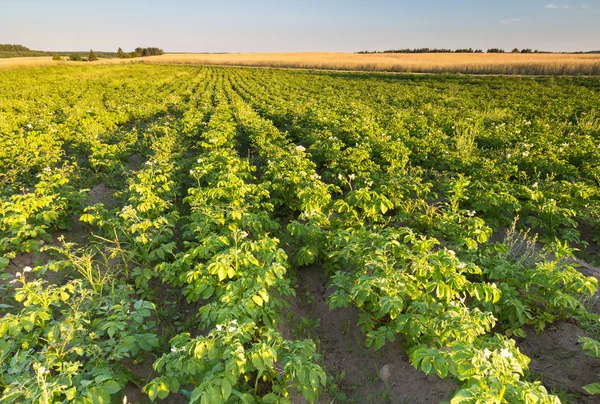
[
  {"x1": 282, "y1": 266, "x2": 457, "y2": 403},
  {"x1": 86, "y1": 182, "x2": 119, "y2": 209},
  {"x1": 2, "y1": 180, "x2": 119, "y2": 286},
  {"x1": 127, "y1": 153, "x2": 146, "y2": 172},
  {"x1": 280, "y1": 239, "x2": 600, "y2": 404},
  {"x1": 516, "y1": 255, "x2": 600, "y2": 404},
  {"x1": 518, "y1": 322, "x2": 600, "y2": 403}
]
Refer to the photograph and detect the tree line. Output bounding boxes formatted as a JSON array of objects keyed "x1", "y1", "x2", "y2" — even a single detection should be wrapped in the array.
[
  {"x1": 117, "y1": 47, "x2": 164, "y2": 59},
  {"x1": 0, "y1": 44, "x2": 47, "y2": 58},
  {"x1": 52, "y1": 47, "x2": 165, "y2": 62},
  {"x1": 357, "y1": 48, "x2": 599, "y2": 54}
]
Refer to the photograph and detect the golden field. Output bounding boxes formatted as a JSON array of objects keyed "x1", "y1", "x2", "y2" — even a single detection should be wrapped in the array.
[
  {"x1": 2, "y1": 52, "x2": 600, "y2": 75},
  {"x1": 140, "y1": 52, "x2": 600, "y2": 75},
  {"x1": 0, "y1": 56, "x2": 137, "y2": 69}
]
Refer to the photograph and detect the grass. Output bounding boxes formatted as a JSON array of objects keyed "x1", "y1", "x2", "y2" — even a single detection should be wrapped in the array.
[{"x1": 2, "y1": 52, "x2": 600, "y2": 75}]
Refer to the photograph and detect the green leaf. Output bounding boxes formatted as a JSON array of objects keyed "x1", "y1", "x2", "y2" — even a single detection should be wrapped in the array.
[
  {"x1": 0, "y1": 256, "x2": 10, "y2": 268},
  {"x1": 167, "y1": 376, "x2": 180, "y2": 393},
  {"x1": 583, "y1": 382, "x2": 600, "y2": 395},
  {"x1": 101, "y1": 380, "x2": 121, "y2": 395},
  {"x1": 309, "y1": 368, "x2": 319, "y2": 388},
  {"x1": 190, "y1": 386, "x2": 203, "y2": 403},
  {"x1": 202, "y1": 286, "x2": 215, "y2": 299},
  {"x1": 221, "y1": 379, "x2": 232, "y2": 400},
  {"x1": 450, "y1": 389, "x2": 475, "y2": 404},
  {"x1": 251, "y1": 353, "x2": 265, "y2": 371},
  {"x1": 95, "y1": 374, "x2": 111, "y2": 384},
  {"x1": 143, "y1": 381, "x2": 158, "y2": 401},
  {"x1": 158, "y1": 379, "x2": 170, "y2": 399},
  {"x1": 263, "y1": 393, "x2": 278, "y2": 403},
  {"x1": 456, "y1": 364, "x2": 477, "y2": 380},
  {"x1": 87, "y1": 387, "x2": 111, "y2": 404},
  {"x1": 421, "y1": 359, "x2": 432, "y2": 375}
]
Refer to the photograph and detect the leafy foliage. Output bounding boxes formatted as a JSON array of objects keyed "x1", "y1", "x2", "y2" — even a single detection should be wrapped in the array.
[{"x1": 2, "y1": 64, "x2": 600, "y2": 403}]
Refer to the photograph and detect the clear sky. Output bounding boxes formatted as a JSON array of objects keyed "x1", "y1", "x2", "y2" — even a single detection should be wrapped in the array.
[{"x1": 1, "y1": 0, "x2": 598, "y2": 53}]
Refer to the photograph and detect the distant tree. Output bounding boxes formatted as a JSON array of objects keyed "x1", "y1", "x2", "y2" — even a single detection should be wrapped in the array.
[
  {"x1": 511, "y1": 48, "x2": 520, "y2": 53},
  {"x1": 117, "y1": 47, "x2": 125, "y2": 58},
  {"x1": 0, "y1": 44, "x2": 32, "y2": 52},
  {"x1": 149, "y1": 47, "x2": 164, "y2": 56},
  {"x1": 487, "y1": 48, "x2": 505, "y2": 53},
  {"x1": 521, "y1": 48, "x2": 533, "y2": 53},
  {"x1": 129, "y1": 52, "x2": 141, "y2": 58},
  {"x1": 132, "y1": 47, "x2": 165, "y2": 57},
  {"x1": 88, "y1": 49, "x2": 98, "y2": 61},
  {"x1": 69, "y1": 53, "x2": 82, "y2": 61},
  {"x1": 52, "y1": 54, "x2": 62, "y2": 61}
]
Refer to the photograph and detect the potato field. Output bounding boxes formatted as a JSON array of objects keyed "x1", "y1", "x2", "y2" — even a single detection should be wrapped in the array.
[{"x1": 1, "y1": 65, "x2": 600, "y2": 404}]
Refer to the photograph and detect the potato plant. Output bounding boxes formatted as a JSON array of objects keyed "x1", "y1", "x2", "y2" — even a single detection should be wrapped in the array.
[{"x1": 1, "y1": 64, "x2": 600, "y2": 403}]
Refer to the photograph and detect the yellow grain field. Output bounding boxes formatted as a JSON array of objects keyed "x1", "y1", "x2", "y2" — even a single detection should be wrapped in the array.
[
  {"x1": 2, "y1": 53, "x2": 600, "y2": 75},
  {"x1": 140, "y1": 52, "x2": 600, "y2": 75},
  {"x1": 0, "y1": 56, "x2": 141, "y2": 69}
]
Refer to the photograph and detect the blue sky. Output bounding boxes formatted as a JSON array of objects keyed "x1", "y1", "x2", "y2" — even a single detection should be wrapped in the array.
[{"x1": 1, "y1": 1, "x2": 598, "y2": 52}]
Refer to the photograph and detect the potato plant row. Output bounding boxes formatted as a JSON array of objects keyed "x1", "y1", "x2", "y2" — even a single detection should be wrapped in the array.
[
  {"x1": 1, "y1": 64, "x2": 600, "y2": 403},
  {"x1": 227, "y1": 68, "x2": 600, "y2": 402}
]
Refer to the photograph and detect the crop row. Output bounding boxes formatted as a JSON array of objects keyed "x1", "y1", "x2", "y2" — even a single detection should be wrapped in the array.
[{"x1": 1, "y1": 65, "x2": 600, "y2": 403}]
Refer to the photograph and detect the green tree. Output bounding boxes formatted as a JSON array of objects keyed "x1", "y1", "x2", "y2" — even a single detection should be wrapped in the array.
[
  {"x1": 88, "y1": 49, "x2": 98, "y2": 61},
  {"x1": 52, "y1": 54, "x2": 62, "y2": 61},
  {"x1": 117, "y1": 47, "x2": 124, "y2": 58},
  {"x1": 69, "y1": 53, "x2": 82, "y2": 61}
]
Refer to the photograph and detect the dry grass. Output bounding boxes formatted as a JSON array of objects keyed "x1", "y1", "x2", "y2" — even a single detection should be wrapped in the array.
[
  {"x1": 141, "y1": 52, "x2": 600, "y2": 75},
  {"x1": 0, "y1": 56, "x2": 141, "y2": 70},
  {"x1": 2, "y1": 53, "x2": 600, "y2": 75},
  {"x1": 0, "y1": 56, "x2": 57, "y2": 69}
]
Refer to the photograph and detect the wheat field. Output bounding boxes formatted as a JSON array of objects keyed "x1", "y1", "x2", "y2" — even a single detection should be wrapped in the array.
[
  {"x1": 0, "y1": 56, "x2": 139, "y2": 69},
  {"x1": 142, "y1": 52, "x2": 600, "y2": 75},
  {"x1": 2, "y1": 53, "x2": 600, "y2": 75}
]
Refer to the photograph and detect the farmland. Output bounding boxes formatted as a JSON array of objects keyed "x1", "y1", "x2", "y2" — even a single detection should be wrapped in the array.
[
  {"x1": 1, "y1": 64, "x2": 600, "y2": 404},
  {"x1": 3, "y1": 52, "x2": 600, "y2": 76},
  {"x1": 137, "y1": 53, "x2": 600, "y2": 76}
]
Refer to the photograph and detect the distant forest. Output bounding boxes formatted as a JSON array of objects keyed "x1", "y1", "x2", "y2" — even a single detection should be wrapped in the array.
[
  {"x1": 357, "y1": 48, "x2": 600, "y2": 54},
  {"x1": 0, "y1": 44, "x2": 164, "y2": 59},
  {"x1": 0, "y1": 44, "x2": 47, "y2": 58},
  {"x1": 117, "y1": 47, "x2": 164, "y2": 59}
]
